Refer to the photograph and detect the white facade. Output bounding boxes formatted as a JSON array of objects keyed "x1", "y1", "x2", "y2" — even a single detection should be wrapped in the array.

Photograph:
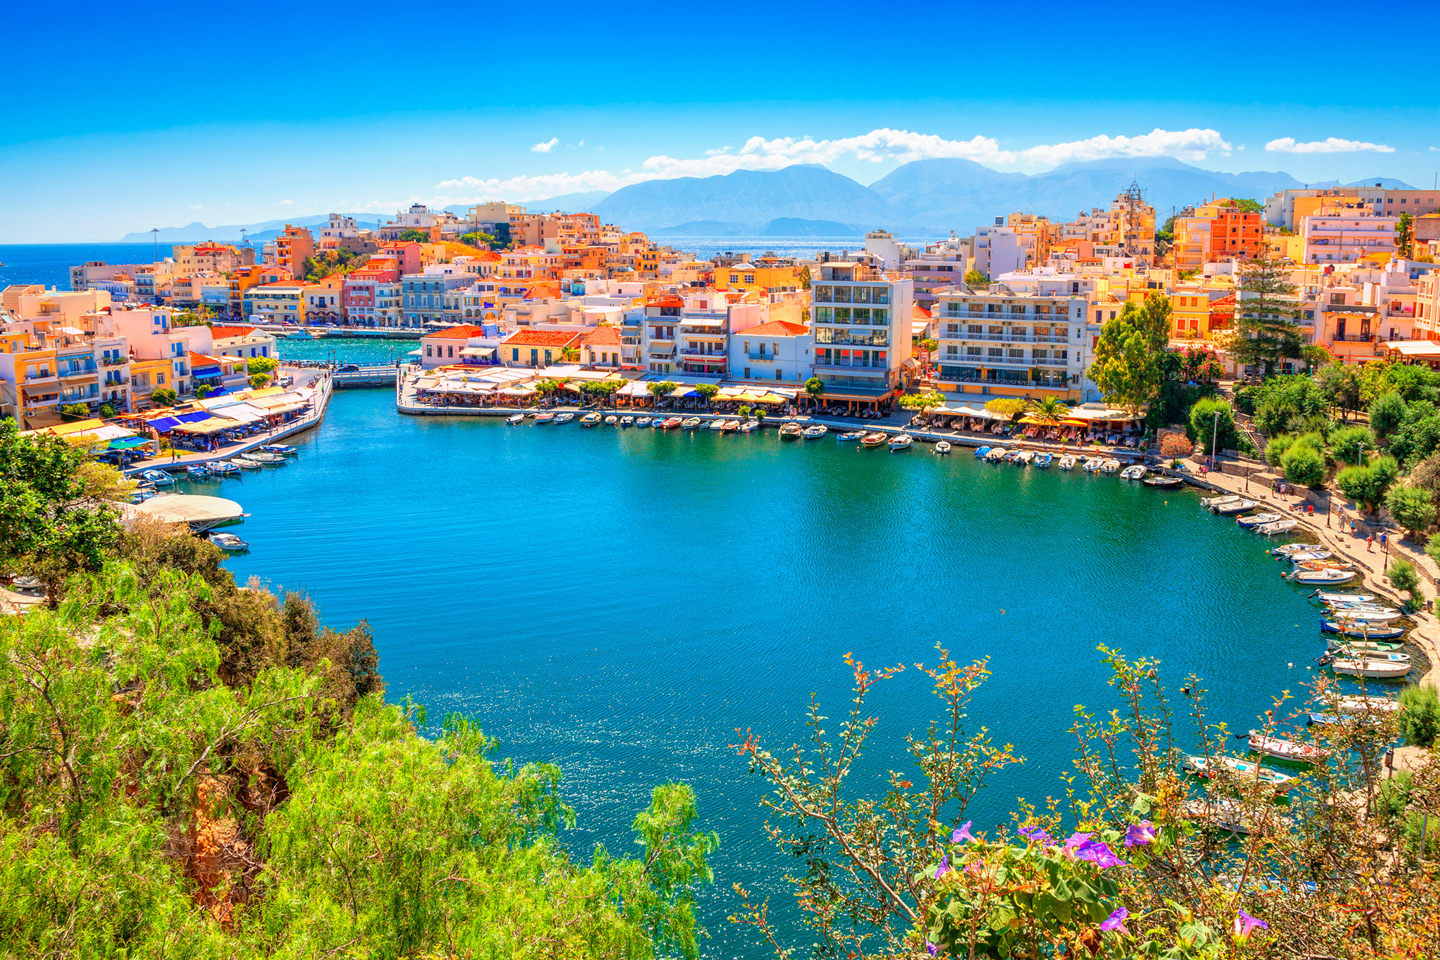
[
  {"x1": 932, "y1": 289, "x2": 1097, "y2": 400},
  {"x1": 809, "y1": 262, "x2": 913, "y2": 392},
  {"x1": 972, "y1": 223, "x2": 1028, "y2": 278},
  {"x1": 1301, "y1": 211, "x2": 1399, "y2": 263},
  {"x1": 319, "y1": 213, "x2": 360, "y2": 239},
  {"x1": 730, "y1": 322, "x2": 813, "y2": 382}
]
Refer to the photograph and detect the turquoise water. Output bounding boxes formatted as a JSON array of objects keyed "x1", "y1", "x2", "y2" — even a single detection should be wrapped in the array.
[{"x1": 186, "y1": 390, "x2": 1329, "y2": 957}]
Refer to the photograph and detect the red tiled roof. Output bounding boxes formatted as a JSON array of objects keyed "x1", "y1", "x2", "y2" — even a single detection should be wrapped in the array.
[
  {"x1": 745, "y1": 320, "x2": 809, "y2": 338},
  {"x1": 210, "y1": 325, "x2": 258, "y2": 339},
  {"x1": 422, "y1": 324, "x2": 487, "y2": 341},
  {"x1": 581, "y1": 326, "x2": 621, "y2": 346},
  {"x1": 189, "y1": 351, "x2": 230, "y2": 367},
  {"x1": 500, "y1": 329, "x2": 581, "y2": 348},
  {"x1": 646, "y1": 295, "x2": 684, "y2": 308}
]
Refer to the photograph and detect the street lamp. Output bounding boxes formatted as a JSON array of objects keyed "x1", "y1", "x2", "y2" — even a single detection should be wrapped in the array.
[
  {"x1": 1357, "y1": 441, "x2": 1365, "y2": 466},
  {"x1": 1211, "y1": 409, "x2": 1220, "y2": 470}
]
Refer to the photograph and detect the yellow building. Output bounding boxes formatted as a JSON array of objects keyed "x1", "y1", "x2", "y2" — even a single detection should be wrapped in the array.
[
  {"x1": 128, "y1": 357, "x2": 173, "y2": 409},
  {"x1": 714, "y1": 259, "x2": 802, "y2": 293}
]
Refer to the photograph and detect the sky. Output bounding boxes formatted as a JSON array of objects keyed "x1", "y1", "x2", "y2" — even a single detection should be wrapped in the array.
[{"x1": 4, "y1": 0, "x2": 1439, "y2": 243}]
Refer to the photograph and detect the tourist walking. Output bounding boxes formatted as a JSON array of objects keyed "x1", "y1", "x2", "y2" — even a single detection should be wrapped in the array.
[{"x1": 1366, "y1": 534, "x2": 1374, "y2": 552}]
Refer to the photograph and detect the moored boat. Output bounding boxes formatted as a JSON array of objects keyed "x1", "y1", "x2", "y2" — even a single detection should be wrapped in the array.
[
  {"x1": 779, "y1": 422, "x2": 803, "y2": 439},
  {"x1": 888, "y1": 434, "x2": 913, "y2": 451},
  {"x1": 1326, "y1": 655, "x2": 1412, "y2": 679},
  {"x1": 1101, "y1": 459, "x2": 1122, "y2": 474},
  {"x1": 1119, "y1": 464, "x2": 1146, "y2": 481},
  {"x1": 1321, "y1": 619, "x2": 1405, "y2": 639},
  {"x1": 635, "y1": 416, "x2": 652, "y2": 427},
  {"x1": 1327, "y1": 641, "x2": 1408, "y2": 659},
  {"x1": 1014, "y1": 450, "x2": 1034, "y2": 466},
  {"x1": 580, "y1": 413, "x2": 602, "y2": 426},
  {"x1": 860, "y1": 432, "x2": 888, "y2": 448},
  {"x1": 514, "y1": 413, "x2": 533, "y2": 424},
  {"x1": 1143, "y1": 475, "x2": 1182, "y2": 489},
  {"x1": 1058, "y1": 455, "x2": 1077, "y2": 471},
  {"x1": 211, "y1": 461, "x2": 240, "y2": 476},
  {"x1": 985, "y1": 447, "x2": 1008, "y2": 462},
  {"x1": 1254, "y1": 518, "x2": 1299, "y2": 536},
  {"x1": 620, "y1": 416, "x2": 634, "y2": 427},
  {"x1": 661, "y1": 416, "x2": 682, "y2": 429},
  {"x1": 1033, "y1": 452, "x2": 1052, "y2": 468},
  {"x1": 604, "y1": 415, "x2": 618, "y2": 425},
  {"x1": 141, "y1": 469, "x2": 176, "y2": 487},
  {"x1": 1291, "y1": 567, "x2": 1356, "y2": 584},
  {"x1": 208, "y1": 532, "x2": 249, "y2": 552},
  {"x1": 1082, "y1": 457, "x2": 1103, "y2": 472},
  {"x1": 554, "y1": 413, "x2": 575, "y2": 424},
  {"x1": 838, "y1": 430, "x2": 865, "y2": 442},
  {"x1": 261, "y1": 444, "x2": 297, "y2": 456},
  {"x1": 803, "y1": 424, "x2": 827, "y2": 439},
  {"x1": 706, "y1": 419, "x2": 725, "y2": 432},
  {"x1": 1313, "y1": 590, "x2": 1375, "y2": 604},
  {"x1": 739, "y1": 419, "x2": 759, "y2": 433},
  {"x1": 1182, "y1": 798, "x2": 1279, "y2": 835},
  {"x1": 185, "y1": 464, "x2": 212, "y2": 479},
  {"x1": 230, "y1": 458, "x2": 261, "y2": 471},
  {"x1": 1334, "y1": 695, "x2": 1400, "y2": 714},
  {"x1": 973, "y1": 445, "x2": 991, "y2": 458},
  {"x1": 1202, "y1": 494, "x2": 1241, "y2": 510},
  {"x1": 681, "y1": 417, "x2": 702, "y2": 430},
  {"x1": 1247, "y1": 731, "x2": 1330, "y2": 764},
  {"x1": 241, "y1": 451, "x2": 286, "y2": 465},
  {"x1": 722, "y1": 420, "x2": 741, "y2": 432},
  {"x1": 1237, "y1": 512, "x2": 1281, "y2": 528},
  {"x1": 1211, "y1": 497, "x2": 1257, "y2": 515},
  {"x1": 1182, "y1": 755, "x2": 1297, "y2": 792},
  {"x1": 934, "y1": 441, "x2": 952, "y2": 456}
]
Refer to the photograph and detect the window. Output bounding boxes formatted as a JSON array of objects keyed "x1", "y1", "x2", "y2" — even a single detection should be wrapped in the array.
[{"x1": 775, "y1": 370, "x2": 782, "y2": 380}]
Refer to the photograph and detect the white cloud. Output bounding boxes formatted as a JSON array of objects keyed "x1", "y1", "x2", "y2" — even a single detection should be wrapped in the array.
[
  {"x1": 1265, "y1": 137, "x2": 1395, "y2": 154},
  {"x1": 278, "y1": 198, "x2": 294, "y2": 205},
  {"x1": 189, "y1": 203, "x2": 203, "y2": 210},
  {"x1": 531, "y1": 138, "x2": 559, "y2": 153},
  {"x1": 432, "y1": 127, "x2": 1237, "y2": 203}
]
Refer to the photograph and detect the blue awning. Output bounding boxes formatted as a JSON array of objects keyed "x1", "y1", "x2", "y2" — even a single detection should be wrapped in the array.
[
  {"x1": 177, "y1": 411, "x2": 211, "y2": 423},
  {"x1": 109, "y1": 437, "x2": 152, "y2": 450},
  {"x1": 149, "y1": 417, "x2": 180, "y2": 432},
  {"x1": 192, "y1": 364, "x2": 221, "y2": 377}
]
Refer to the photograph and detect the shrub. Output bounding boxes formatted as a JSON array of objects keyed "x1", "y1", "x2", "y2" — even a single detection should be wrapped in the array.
[
  {"x1": 1159, "y1": 433, "x2": 1192, "y2": 459},
  {"x1": 1281, "y1": 444, "x2": 1326, "y2": 488},
  {"x1": 1337, "y1": 456, "x2": 1399, "y2": 513},
  {"x1": 1386, "y1": 485, "x2": 1436, "y2": 541},
  {"x1": 1187, "y1": 397, "x2": 1238, "y2": 454},
  {"x1": 1369, "y1": 392, "x2": 1407, "y2": 439},
  {"x1": 98, "y1": 403, "x2": 116, "y2": 419},
  {"x1": 1264, "y1": 433, "x2": 1296, "y2": 468},
  {"x1": 151, "y1": 387, "x2": 178, "y2": 408},
  {"x1": 1387, "y1": 557, "x2": 1423, "y2": 604},
  {"x1": 1399, "y1": 685, "x2": 1440, "y2": 748},
  {"x1": 1330, "y1": 425, "x2": 1375, "y2": 466}
]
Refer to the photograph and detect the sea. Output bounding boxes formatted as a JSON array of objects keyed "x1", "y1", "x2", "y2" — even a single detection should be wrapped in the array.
[{"x1": 173, "y1": 383, "x2": 1337, "y2": 959}]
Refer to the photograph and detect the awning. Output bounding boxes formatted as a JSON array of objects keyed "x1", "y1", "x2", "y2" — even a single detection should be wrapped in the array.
[
  {"x1": 619, "y1": 381, "x2": 653, "y2": 397},
  {"x1": 149, "y1": 416, "x2": 180, "y2": 433},
  {"x1": 172, "y1": 418, "x2": 234, "y2": 435},
  {"x1": 211, "y1": 403, "x2": 267, "y2": 424},
  {"x1": 108, "y1": 437, "x2": 153, "y2": 450},
  {"x1": 670, "y1": 386, "x2": 699, "y2": 397},
  {"x1": 176, "y1": 411, "x2": 211, "y2": 423},
  {"x1": 1059, "y1": 418, "x2": 1088, "y2": 426},
  {"x1": 264, "y1": 402, "x2": 306, "y2": 416}
]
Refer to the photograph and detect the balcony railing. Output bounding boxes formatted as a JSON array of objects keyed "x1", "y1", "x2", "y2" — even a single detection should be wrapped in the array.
[
  {"x1": 940, "y1": 331, "x2": 1067, "y2": 343},
  {"x1": 815, "y1": 335, "x2": 890, "y2": 347},
  {"x1": 101, "y1": 356, "x2": 128, "y2": 367},
  {"x1": 680, "y1": 350, "x2": 726, "y2": 359}
]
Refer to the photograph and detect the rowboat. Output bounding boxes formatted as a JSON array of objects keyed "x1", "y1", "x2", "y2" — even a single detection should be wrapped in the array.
[
  {"x1": 1202, "y1": 494, "x2": 1241, "y2": 510},
  {"x1": 779, "y1": 422, "x2": 802, "y2": 439},
  {"x1": 1334, "y1": 695, "x2": 1400, "y2": 715},
  {"x1": 261, "y1": 444, "x2": 297, "y2": 456},
  {"x1": 241, "y1": 452, "x2": 286, "y2": 465},
  {"x1": 1247, "y1": 731, "x2": 1330, "y2": 764},
  {"x1": 1313, "y1": 591, "x2": 1376, "y2": 604},
  {"x1": 1237, "y1": 512, "x2": 1282, "y2": 528},
  {"x1": 229, "y1": 458, "x2": 261, "y2": 471},
  {"x1": 803, "y1": 424, "x2": 827, "y2": 439},
  {"x1": 739, "y1": 420, "x2": 759, "y2": 433},
  {"x1": 1286, "y1": 549, "x2": 1332, "y2": 562},
  {"x1": 660, "y1": 417, "x2": 682, "y2": 429},
  {"x1": 681, "y1": 417, "x2": 702, "y2": 430},
  {"x1": 1327, "y1": 655, "x2": 1412, "y2": 679},
  {"x1": 1143, "y1": 475, "x2": 1182, "y2": 488},
  {"x1": 974, "y1": 445, "x2": 991, "y2": 458},
  {"x1": 211, "y1": 461, "x2": 240, "y2": 476},
  {"x1": 1211, "y1": 498, "x2": 1257, "y2": 515},
  {"x1": 554, "y1": 413, "x2": 575, "y2": 424},
  {"x1": 1014, "y1": 450, "x2": 1034, "y2": 466},
  {"x1": 1182, "y1": 755, "x2": 1297, "y2": 792},
  {"x1": 1289, "y1": 567, "x2": 1355, "y2": 584},
  {"x1": 889, "y1": 434, "x2": 913, "y2": 452},
  {"x1": 507, "y1": 413, "x2": 526, "y2": 424},
  {"x1": 533, "y1": 412, "x2": 555, "y2": 424},
  {"x1": 604, "y1": 415, "x2": 618, "y2": 425},
  {"x1": 1058, "y1": 455, "x2": 1077, "y2": 471},
  {"x1": 1101, "y1": 459, "x2": 1122, "y2": 474},
  {"x1": 1254, "y1": 519, "x2": 1299, "y2": 536},
  {"x1": 580, "y1": 413, "x2": 602, "y2": 426},
  {"x1": 706, "y1": 419, "x2": 725, "y2": 432},
  {"x1": 1321, "y1": 620, "x2": 1405, "y2": 639},
  {"x1": 722, "y1": 420, "x2": 741, "y2": 432},
  {"x1": 620, "y1": 416, "x2": 634, "y2": 427},
  {"x1": 635, "y1": 417, "x2": 652, "y2": 427},
  {"x1": 1082, "y1": 457, "x2": 1104, "y2": 472},
  {"x1": 860, "y1": 432, "x2": 888, "y2": 448},
  {"x1": 838, "y1": 430, "x2": 866, "y2": 442},
  {"x1": 141, "y1": 469, "x2": 176, "y2": 486},
  {"x1": 1120, "y1": 464, "x2": 1146, "y2": 480},
  {"x1": 1183, "y1": 798, "x2": 1282, "y2": 835},
  {"x1": 1327, "y1": 642, "x2": 1409, "y2": 660},
  {"x1": 986, "y1": 447, "x2": 1008, "y2": 462},
  {"x1": 1034, "y1": 452, "x2": 1052, "y2": 468},
  {"x1": 1324, "y1": 603, "x2": 1404, "y2": 619},
  {"x1": 935, "y1": 441, "x2": 952, "y2": 456},
  {"x1": 185, "y1": 464, "x2": 212, "y2": 479},
  {"x1": 208, "y1": 532, "x2": 249, "y2": 552}
]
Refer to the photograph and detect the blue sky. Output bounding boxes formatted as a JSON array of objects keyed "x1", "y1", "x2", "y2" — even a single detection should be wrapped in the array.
[{"x1": 4, "y1": 0, "x2": 1439, "y2": 242}]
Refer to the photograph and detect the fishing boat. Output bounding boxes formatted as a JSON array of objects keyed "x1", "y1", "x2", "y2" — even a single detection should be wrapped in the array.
[
  {"x1": 1237, "y1": 513, "x2": 1281, "y2": 528},
  {"x1": 1314, "y1": 590, "x2": 1376, "y2": 604},
  {"x1": 1285, "y1": 548, "x2": 1332, "y2": 562},
  {"x1": 1058, "y1": 455, "x2": 1077, "y2": 471},
  {"x1": 739, "y1": 420, "x2": 759, "y2": 433},
  {"x1": 1120, "y1": 464, "x2": 1146, "y2": 481},
  {"x1": 838, "y1": 430, "x2": 866, "y2": 442},
  {"x1": 1003, "y1": 450, "x2": 1022, "y2": 462},
  {"x1": 1327, "y1": 655, "x2": 1412, "y2": 679},
  {"x1": 620, "y1": 416, "x2": 634, "y2": 427},
  {"x1": 285, "y1": 328, "x2": 315, "y2": 339},
  {"x1": 681, "y1": 417, "x2": 702, "y2": 430},
  {"x1": 1334, "y1": 695, "x2": 1400, "y2": 715},
  {"x1": 1013, "y1": 450, "x2": 1033, "y2": 466},
  {"x1": 889, "y1": 434, "x2": 914, "y2": 452},
  {"x1": 779, "y1": 422, "x2": 802, "y2": 439},
  {"x1": 207, "y1": 532, "x2": 249, "y2": 552},
  {"x1": 1321, "y1": 620, "x2": 1405, "y2": 640},
  {"x1": 241, "y1": 451, "x2": 286, "y2": 465},
  {"x1": 1290, "y1": 568, "x2": 1356, "y2": 584},
  {"x1": 1325, "y1": 608, "x2": 1405, "y2": 624},
  {"x1": 1182, "y1": 755, "x2": 1298, "y2": 792},
  {"x1": 554, "y1": 413, "x2": 575, "y2": 425},
  {"x1": 261, "y1": 444, "x2": 297, "y2": 456},
  {"x1": 1247, "y1": 731, "x2": 1330, "y2": 764},
  {"x1": 211, "y1": 461, "x2": 240, "y2": 476},
  {"x1": 661, "y1": 417, "x2": 683, "y2": 429},
  {"x1": 580, "y1": 413, "x2": 602, "y2": 426},
  {"x1": 230, "y1": 458, "x2": 261, "y2": 471},
  {"x1": 985, "y1": 447, "x2": 1008, "y2": 462},
  {"x1": 1275, "y1": 543, "x2": 1324, "y2": 557},
  {"x1": 1182, "y1": 798, "x2": 1277, "y2": 835},
  {"x1": 185, "y1": 464, "x2": 212, "y2": 479},
  {"x1": 508, "y1": 413, "x2": 526, "y2": 424},
  {"x1": 1254, "y1": 518, "x2": 1299, "y2": 536},
  {"x1": 973, "y1": 445, "x2": 991, "y2": 459},
  {"x1": 635, "y1": 416, "x2": 652, "y2": 427},
  {"x1": 934, "y1": 441, "x2": 952, "y2": 456},
  {"x1": 1101, "y1": 459, "x2": 1122, "y2": 474},
  {"x1": 803, "y1": 424, "x2": 827, "y2": 439},
  {"x1": 1201, "y1": 494, "x2": 1241, "y2": 510},
  {"x1": 604, "y1": 415, "x2": 618, "y2": 425},
  {"x1": 1143, "y1": 475, "x2": 1183, "y2": 489},
  {"x1": 141, "y1": 469, "x2": 176, "y2": 487},
  {"x1": 1034, "y1": 452, "x2": 1052, "y2": 468},
  {"x1": 1211, "y1": 497, "x2": 1257, "y2": 515},
  {"x1": 860, "y1": 432, "x2": 888, "y2": 448},
  {"x1": 722, "y1": 420, "x2": 742, "y2": 432},
  {"x1": 706, "y1": 419, "x2": 725, "y2": 432},
  {"x1": 1327, "y1": 641, "x2": 1408, "y2": 658},
  {"x1": 1082, "y1": 457, "x2": 1103, "y2": 472}
]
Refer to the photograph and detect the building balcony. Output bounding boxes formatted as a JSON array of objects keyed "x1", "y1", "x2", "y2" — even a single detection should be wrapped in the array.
[
  {"x1": 939, "y1": 332, "x2": 1067, "y2": 344},
  {"x1": 815, "y1": 335, "x2": 890, "y2": 347},
  {"x1": 58, "y1": 366, "x2": 98, "y2": 380},
  {"x1": 101, "y1": 355, "x2": 129, "y2": 367},
  {"x1": 811, "y1": 362, "x2": 889, "y2": 374},
  {"x1": 23, "y1": 372, "x2": 58, "y2": 385}
]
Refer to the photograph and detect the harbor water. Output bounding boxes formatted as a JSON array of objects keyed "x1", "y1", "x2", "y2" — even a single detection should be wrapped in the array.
[{"x1": 194, "y1": 388, "x2": 1331, "y2": 958}]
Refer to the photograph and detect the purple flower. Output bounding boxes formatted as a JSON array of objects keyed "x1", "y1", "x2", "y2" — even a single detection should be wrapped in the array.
[
  {"x1": 1062, "y1": 831, "x2": 1094, "y2": 855},
  {"x1": 1018, "y1": 824, "x2": 1052, "y2": 845},
  {"x1": 926, "y1": 943, "x2": 939, "y2": 956},
  {"x1": 1124, "y1": 821, "x2": 1157, "y2": 848},
  {"x1": 951, "y1": 821, "x2": 974, "y2": 844},
  {"x1": 934, "y1": 853, "x2": 950, "y2": 880},
  {"x1": 1234, "y1": 909, "x2": 1268, "y2": 940},
  {"x1": 1100, "y1": 906, "x2": 1130, "y2": 935},
  {"x1": 1074, "y1": 841, "x2": 1127, "y2": 869}
]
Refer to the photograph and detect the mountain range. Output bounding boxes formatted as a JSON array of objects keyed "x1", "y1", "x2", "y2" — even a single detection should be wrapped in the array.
[{"x1": 122, "y1": 160, "x2": 1413, "y2": 242}]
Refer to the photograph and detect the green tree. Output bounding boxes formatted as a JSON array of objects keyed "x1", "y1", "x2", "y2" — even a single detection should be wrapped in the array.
[
  {"x1": 1387, "y1": 557, "x2": 1423, "y2": 605},
  {"x1": 804, "y1": 376, "x2": 826, "y2": 404},
  {"x1": 1399, "y1": 685, "x2": 1440, "y2": 747},
  {"x1": 195, "y1": 384, "x2": 214, "y2": 399},
  {"x1": 798, "y1": 265, "x2": 811, "y2": 290},
  {"x1": 249, "y1": 373, "x2": 271, "y2": 390},
  {"x1": 1397, "y1": 212, "x2": 1414, "y2": 259},
  {"x1": 1232, "y1": 258, "x2": 1302, "y2": 376},
  {"x1": 1229, "y1": 197, "x2": 1264, "y2": 214},
  {"x1": 561, "y1": 345, "x2": 580, "y2": 362},
  {"x1": 1386, "y1": 484, "x2": 1436, "y2": 541},
  {"x1": 397, "y1": 228, "x2": 429, "y2": 243},
  {"x1": 1300, "y1": 344, "x2": 1331, "y2": 371},
  {"x1": 1369, "y1": 392, "x2": 1408, "y2": 439},
  {"x1": 59, "y1": 403, "x2": 90, "y2": 422},
  {"x1": 247, "y1": 356, "x2": 278, "y2": 375},
  {"x1": 1088, "y1": 311, "x2": 1161, "y2": 415},
  {"x1": 983, "y1": 397, "x2": 1028, "y2": 419},
  {"x1": 1281, "y1": 443, "x2": 1326, "y2": 487},
  {"x1": 98, "y1": 403, "x2": 116, "y2": 419},
  {"x1": 964, "y1": 269, "x2": 990, "y2": 287},
  {"x1": 898, "y1": 390, "x2": 945, "y2": 415},
  {"x1": 1027, "y1": 396, "x2": 1070, "y2": 421},
  {"x1": 1264, "y1": 433, "x2": 1296, "y2": 468},
  {"x1": 151, "y1": 387, "x2": 178, "y2": 407},
  {"x1": 647, "y1": 381, "x2": 676, "y2": 405},
  {"x1": 1315, "y1": 363, "x2": 1362, "y2": 419},
  {"x1": 1187, "y1": 397, "x2": 1237, "y2": 455},
  {"x1": 694, "y1": 383, "x2": 718, "y2": 407},
  {"x1": 1329, "y1": 425, "x2": 1374, "y2": 466},
  {"x1": 1336, "y1": 454, "x2": 1399, "y2": 512}
]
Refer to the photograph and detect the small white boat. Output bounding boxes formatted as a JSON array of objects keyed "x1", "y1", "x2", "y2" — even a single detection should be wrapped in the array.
[
  {"x1": 1291, "y1": 567, "x2": 1356, "y2": 584},
  {"x1": 934, "y1": 441, "x2": 952, "y2": 456},
  {"x1": 1082, "y1": 457, "x2": 1104, "y2": 473},
  {"x1": 721, "y1": 420, "x2": 741, "y2": 432},
  {"x1": 739, "y1": 420, "x2": 759, "y2": 433},
  {"x1": 1275, "y1": 543, "x2": 1323, "y2": 557},
  {"x1": 141, "y1": 469, "x2": 176, "y2": 487},
  {"x1": 211, "y1": 461, "x2": 240, "y2": 476},
  {"x1": 554, "y1": 413, "x2": 575, "y2": 425},
  {"x1": 1182, "y1": 798, "x2": 1283, "y2": 836},
  {"x1": 507, "y1": 413, "x2": 525, "y2": 424},
  {"x1": 1120, "y1": 464, "x2": 1146, "y2": 481},
  {"x1": 1101, "y1": 459, "x2": 1122, "y2": 474},
  {"x1": 1314, "y1": 591, "x2": 1376, "y2": 604},
  {"x1": 1182, "y1": 755, "x2": 1297, "y2": 792},
  {"x1": 803, "y1": 425, "x2": 828, "y2": 440},
  {"x1": 1328, "y1": 642, "x2": 1408, "y2": 659},
  {"x1": 985, "y1": 447, "x2": 1008, "y2": 462},
  {"x1": 1237, "y1": 512, "x2": 1281, "y2": 528},
  {"x1": 1211, "y1": 498, "x2": 1257, "y2": 515},
  {"x1": 1202, "y1": 494, "x2": 1241, "y2": 510},
  {"x1": 1058, "y1": 455, "x2": 1077, "y2": 471},
  {"x1": 838, "y1": 430, "x2": 866, "y2": 442},
  {"x1": 241, "y1": 452, "x2": 286, "y2": 465},
  {"x1": 1247, "y1": 731, "x2": 1330, "y2": 764},
  {"x1": 604, "y1": 415, "x2": 618, "y2": 425},
  {"x1": 1034, "y1": 452, "x2": 1052, "y2": 468},
  {"x1": 230, "y1": 458, "x2": 261, "y2": 471},
  {"x1": 261, "y1": 444, "x2": 297, "y2": 456},
  {"x1": 682, "y1": 417, "x2": 703, "y2": 430},
  {"x1": 888, "y1": 434, "x2": 913, "y2": 452},
  {"x1": 208, "y1": 532, "x2": 249, "y2": 552},
  {"x1": 1254, "y1": 518, "x2": 1299, "y2": 536},
  {"x1": 706, "y1": 419, "x2": 725, "y2": 432},
  {"x1": 9, "y1": 575, "x2": 42, "y2": 592},
  {"x1": 1143, "y1": 475, "x2": 1184, "y2": 489},
  {"x1": 620, "y1": 416, "x2": 634, "y2": 427},
  {"x1": 1014, "y1": 450, "x2": 1034, "y2": 466},
  {"x1": 780, "y1": 422, "x2": 804, "y2": 439},
  {"x1": 1327, "y1": 609, "x2": 1405, "y2": 624},
  {"x1": 1328, "y1": 656, "x2": 1412, "y2": 679},
  {"x1": 1285, "y1": 548, "x2": 1332, "y2": 562},
  {"x1": 580, "y1": 413, "x2": 602, "y2": 426},
  {"x1": 1334, "y1": 695, "x2": 1400, "y2": 715}
]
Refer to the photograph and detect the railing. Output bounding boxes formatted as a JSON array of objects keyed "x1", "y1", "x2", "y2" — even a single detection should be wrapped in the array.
[
  {"x1": 101, "y1": 356, "x2": 128, "y2": 367},
  {"x1": 941, "y1": 332, "x2": 1067, "y2": 343},
  {"x1": 680, "y1": 350, "x2": 726, "y2": 359},
  {"x1": 815, "y1": 335, "x2": 890, "y2": 347}
]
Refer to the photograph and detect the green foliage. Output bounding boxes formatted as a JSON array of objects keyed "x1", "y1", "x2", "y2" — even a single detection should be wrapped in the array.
[
  {"x1": 647, "y1": 381, "x2": 677, "y2": 401},
  {"x1": 195, "y1": 384, "x2": 214, "y2": 399},
  {"x1": 1314, "y1": 363, "x2": 1362, "y2": 418},
  {"x1": 1369, "y1": 391, "x2": 1408, "y2": 439},
  {"x1": 1361, "y1": 360, "x2": 1440, "y2": 405},
  {"x1": 1186, "y1": 397, "x2": 1237, "y2": 454},
  {"x1": 1397, "y1": 212, "x2": 1414, "y2": 258},
  {"x1": 98, "y1": 403, "x2": 116, "y2": 419},
  {"x1": 694, "y1": 383, "x2": 718, "y2": 402},
  {"x1": 1264, "y1": 432, "x2": 1296, "y2": 468},
  {"x1": 1337, "y1": 455, "x2": 1399, "y2": 512},
  {"x1": 1329, "y1": 425, "x2": 1375, "y2": 466},
  {"x1": 397, "y1": 228, "x2": 429, "y2": 243},
  {"x1": 1282, "y1": 443, "x2": 1326, "y2": 488},
  {"x1": 151, "y1": 387, "x2": 178, "y2": 408},
  {"x1": 798, "y1": 265, "x2": 810, "y2": 289},
  {"x1": 1387, "y1": 557, "x2": 1423, "y2": 603},
  {"x1": 984, "y1": 397, "x2": 1028, "y2": 418},
  {"x1": 1232, "y1": 258, "x2": 1303, "y2": 375},
  {"x1": 300, "y1": 248, "x2": 363, "y2": 282},
  {"x1": 963, "y1": 269, "x2": 989, "y2": 287},
  {"x1": 1088, "y1": 295, "x2": 1172, "y2": 415},
  {"x1": 60, "y1": 403, "x2": 90, "y2": 421},
  {"x1": 458, "y1": 230, "x2": 497, "y2": 248},
  {"x1": 249, "y1": 373, "x2": 271, "y2": 390},
  {"x1": 246, "y1": 356, "x2": 278, "y2": 375},
  {"x1": 1229, "y1": 197, "x2": 1264, "y2": 214},
  {"x1": 899, "y1": 390, "x2": 945, "y2": 413},
  {"x1": 1399, "y1": 685, "x2": 1440, "y2": 747},
  {"x1": 1251, "y1": 375, "x2": 1326, "y2": 435},
  {"x1": 1386, "y1": 484, "x2": 1436, "y2": 541},
  {"x1": 804, "y1": 376, "x2": 825, "y2": 398},
  {"x1": 1386, "y1": 398, "x2": 1440, "y2": 468}
]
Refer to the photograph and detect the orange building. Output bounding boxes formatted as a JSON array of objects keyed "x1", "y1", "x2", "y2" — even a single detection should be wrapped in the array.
[
  {"x1": 274, "y1": 225, "x2": 315, "y2": 278},
  {"x1": 1174, "y1": 200, "x2": 1264, "y2": 271}
]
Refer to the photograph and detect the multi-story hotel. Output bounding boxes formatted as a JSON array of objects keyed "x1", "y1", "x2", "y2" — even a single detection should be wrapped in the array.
[{"x1": 808, "y1": 261, "x2": 914, "y2": 397}]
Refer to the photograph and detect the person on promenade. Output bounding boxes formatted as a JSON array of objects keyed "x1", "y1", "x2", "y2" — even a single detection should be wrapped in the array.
[{"x1": 1367, "y1": 535, "x2": 1374, "y2": 552}]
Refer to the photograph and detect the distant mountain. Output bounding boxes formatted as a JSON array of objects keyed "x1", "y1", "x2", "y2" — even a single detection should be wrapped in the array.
[
  {"x1": 591, "y1": 165, "x2": 890, "y2": 234},
  {"x1": 760, "y1": 218, "x2": 863, "y2": 237},
  {"x1": 120, "y1": 213, "x2": 382, "y2": 243},
  {"x1": 529, "y1": 191, "x2": 610, "y2": 213},
  {"x1": 1345, "y1": 177, "x2": 1416, "y2": 190}
]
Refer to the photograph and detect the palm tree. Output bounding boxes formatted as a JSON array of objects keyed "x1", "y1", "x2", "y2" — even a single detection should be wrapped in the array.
[
  {"x1": 561, "y1": 346, "x2": 580, "y2": 363},
  {"x1": 1026, "y1": 396, "x2": 1070, "y2": 422}
]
